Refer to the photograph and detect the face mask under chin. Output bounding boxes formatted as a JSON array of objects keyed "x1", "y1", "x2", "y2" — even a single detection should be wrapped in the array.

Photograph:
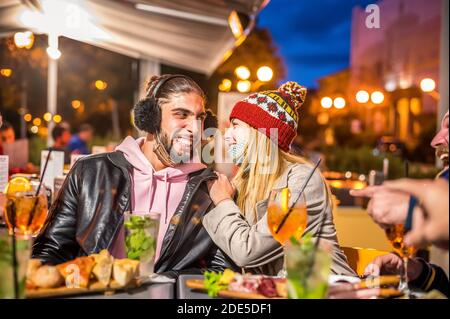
[{"x1": 227, "y1": 141, "x2": 247, "y2": 165}]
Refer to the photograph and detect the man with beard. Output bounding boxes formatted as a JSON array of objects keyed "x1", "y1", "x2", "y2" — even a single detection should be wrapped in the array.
[
  {"x1": 349, "y1": 111, "x2": 449, "y2": 297},
  {"x1": 32, "y1": 75, "x2": 237, "y2": 277}
]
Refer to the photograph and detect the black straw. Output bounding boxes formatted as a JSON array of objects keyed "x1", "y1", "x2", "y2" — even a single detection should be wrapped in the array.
[
  {"x1": 275, "y1": 158, "x2": 322, "y2": 234},
  {"x1": 36, "y1": 149, "x2": 52, "y2": 197},
  {"x1": 27, "y1": 149, "x2": 52, "y2": 228}
]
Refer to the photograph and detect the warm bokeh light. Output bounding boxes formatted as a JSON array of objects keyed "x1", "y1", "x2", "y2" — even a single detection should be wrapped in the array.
[
  {"x1": 317, "y1": 112, "x2": 329, "y2": 125},
  {"x1": 236, "y1": 80, "x2": 251, "y2": 93},
  {"x1": 95, "y1": 80, "x2": 108, "y2": 90},
  {"x1": 43, "y1": 112, "x2": 52, "y2": 122},
  {"x1": 24, "y1": 113, "x2": 32, "y2": 122},
  {"x1": 14, "y1": 31, "x2": 34, "y2": 49},
  {"x1": 321, "y1": 97, "x2": 333, "y2": 109},
  {"x1": 218, "y1": 78, "x2": 232, "y2": 92},
  {"x1": 32, "y1": 117, "x2": 42, "y2": 126},
  {"x1": 420, "y1": 78, "x2": 436, "y2": 93},
  {"x1": 46, "y1": 46, "x2": 61, "y2": 59},
  {"x1": 256, "y1": 66, "x2": 273, "y2": 82},
  {"x1": 355, "y1": 90, "x2": 370, "y2": 103},
  {"x1": 385, "y1": 81, "x2": 396, "y2": 92},
  {"x1": 0, "y1": 68, "x2": 12, "y2": 77},
  {"x1": 30, "y1": 125, "x2": 39, "y2": 134},
  {"x1": 235, "y1": 66, "x2": 250, "y2": 80},
  {"x1": 371, "y1": 91, "x2": 385, "y2": 104},
  {"x1": 53, "y1": 114, "x2": 62, "y2": 123},
  {"x1": 71, "y1": 100, "x2": 82, "y2": 109},
  {"x1": 333, "y1": 97, "x2": 346, "y2": 109}
]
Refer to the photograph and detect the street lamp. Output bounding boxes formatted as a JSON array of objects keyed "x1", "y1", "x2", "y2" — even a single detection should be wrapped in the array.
[
  {"x1": 43, "y1": 112, "x2": 52, "y2": 122},
  {"x1": 235, "y1": 66, "x2": 250, "y2": 80},
  {"x1": 46, "y1": 34, "x2": 61, "y2": 60},
  {"x1": 218, "y1": 78, "x2": 232, "y2": 92},
  {"x1": 33, "y1": 117, "x2": 42, "y2": 126},
  {"x1": 95, "y1": 80, "x2": 108, "y2": 90},
  {"x1": 321, "y1": 97, "x2": 333, "y2": 109},
  {"x1": 355, "y1": 90, "x2": 370, "y2": 103},
  {"x1": 256, "y1": 66, "x2": 273, "y2": 82},
  {"x1": 420, "y1": 78, "x2": 436, "y2": 93},
  {"x1": 24, "y1": 113, "x2": 32, "y2": 122},
  {"x1": 333, "y1": 97, "x2": 346, "y2": 109},
  {"x1": 371, "y1": 91, "x2": 385, "y2": 104},
  {"x1": 237, "y1": 80, "x2": 251, "y2": 93},
  {"x1": 53, "y1": 114, "x2": 62, "y2": 123},
  {"x1": 14, "y1": 31, "x2": 34, "y2": 49},
  {"x1": 0, "y1": 69, "x2": 13, "y2": 77}
]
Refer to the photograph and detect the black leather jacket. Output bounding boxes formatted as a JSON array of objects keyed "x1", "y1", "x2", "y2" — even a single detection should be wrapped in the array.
[{"x1": 32, "y1": 151, "x2": 238, "y2": 277}]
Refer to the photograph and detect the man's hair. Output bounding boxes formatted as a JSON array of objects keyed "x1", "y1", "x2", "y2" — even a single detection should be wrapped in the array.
[
  {"x1": 204, "y1": 109, "x2": 218, "y2": 130},
  {"x1": 133, "y1": 74, "x2": 206, "y2": 134},
  {"x1": 52, "y1": 124, "x2": 69, "y2": 140},
  {"x1": 79, "y1": 123, "x2": 93, "y2": 133}
]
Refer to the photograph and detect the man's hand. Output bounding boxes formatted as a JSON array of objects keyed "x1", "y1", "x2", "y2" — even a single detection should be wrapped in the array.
[
  {"x1": 207, "y1": 173, "x2": 236, "y2": 206},
  {"x1": 383, "y1": 178, "x2": 449, "y2": 249},
  {"x1": 350, "y1": 186, "x2": 410, "y2": 228}
]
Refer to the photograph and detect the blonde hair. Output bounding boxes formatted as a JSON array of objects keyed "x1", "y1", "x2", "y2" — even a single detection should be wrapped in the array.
[{"x1": 233, "y1": 127, "x2": 308, "y2": 224}]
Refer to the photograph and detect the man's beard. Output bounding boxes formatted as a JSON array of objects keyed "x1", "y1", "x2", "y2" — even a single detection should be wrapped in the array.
[
  {"x1": 436, "y1": 144, "x2": 449, "y2": 167},
  {"x1": 159, "y1": 130, "x2": 196, "y2": 164}
]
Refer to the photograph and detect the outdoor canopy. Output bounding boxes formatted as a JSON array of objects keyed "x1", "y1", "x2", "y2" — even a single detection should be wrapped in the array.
[{"x1": 0, "y1": 0, "x2": 268, "y2": 75}]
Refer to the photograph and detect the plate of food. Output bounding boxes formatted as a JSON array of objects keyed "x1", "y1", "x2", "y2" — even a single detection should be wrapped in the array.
[
  {"x1": 185, "y1": 269, "x2": 287, "y2": 299},
  {"x1": 185, "y1": 270, "x2": 404, "y2": 299},
  {"x1": 26, "y1": 250, "x2": 142, "y2": 298}
]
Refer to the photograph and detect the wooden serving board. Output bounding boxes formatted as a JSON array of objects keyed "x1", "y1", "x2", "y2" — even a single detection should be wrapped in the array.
[
  {"x1": 186, "y1": 278, "x2": 402, "y2": 299},
  {"x1": 26, "y1": 279, "x2": 139, "y2": 299},
  {"x1": 185, "y1": 279, "x2": 283, "y2": 299}
]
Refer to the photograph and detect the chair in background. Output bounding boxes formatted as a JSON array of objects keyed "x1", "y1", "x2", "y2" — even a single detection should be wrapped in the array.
[{"x1": 342, "y1": 246, "x2": 390, "y2": 276}]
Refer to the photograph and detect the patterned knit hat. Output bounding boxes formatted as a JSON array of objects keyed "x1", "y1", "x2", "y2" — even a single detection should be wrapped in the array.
[{"x1": 229, "y1": 81, "x2": 307, "y2": 152}]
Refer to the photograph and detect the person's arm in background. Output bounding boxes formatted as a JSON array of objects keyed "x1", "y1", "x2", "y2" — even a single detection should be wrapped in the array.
[
  {"x1": 364, "y1": 253, "x2": 449, "y2": 297},
  {"x1": 382, "y1": 178, "x2": 449, "y2": 249}
]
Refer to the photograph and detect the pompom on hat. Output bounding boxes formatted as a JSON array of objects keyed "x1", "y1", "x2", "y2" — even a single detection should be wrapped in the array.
[{"x1": 229, "y1": 81, "x2": 307, "y2": 152}]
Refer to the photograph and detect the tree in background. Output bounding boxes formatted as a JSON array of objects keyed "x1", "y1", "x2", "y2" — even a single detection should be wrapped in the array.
[{"x1": 207, "y1": 27, "x2": 286, "y2": 113}]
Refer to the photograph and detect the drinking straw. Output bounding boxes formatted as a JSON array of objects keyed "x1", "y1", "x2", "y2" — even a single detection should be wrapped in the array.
[
  {"x1": 403, "y1": 160, "x2": 416, "y2": 232},
  {"x1": 36, "y1": 149, "x2": 53, "y2": 197},
  {"x1": 26, "y1": 149, "x2": 52, "y2": 228},
  {"x1": 275, "y1": 158, "x2": 322, "y2": 234}
]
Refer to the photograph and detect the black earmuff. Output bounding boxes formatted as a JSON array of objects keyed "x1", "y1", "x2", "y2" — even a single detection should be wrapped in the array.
[{"x1": 133, "y1": 74, "x2": 189, "y2": 134}]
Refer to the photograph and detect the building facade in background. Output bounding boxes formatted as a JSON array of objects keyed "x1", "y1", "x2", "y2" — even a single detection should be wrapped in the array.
[{"x1": 314, "y1": 0, "x2": 442, "y2": 148}]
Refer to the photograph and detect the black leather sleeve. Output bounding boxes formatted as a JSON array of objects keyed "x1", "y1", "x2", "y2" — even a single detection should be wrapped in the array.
[
  {"x1": 204, "y1": 247, "x2": 240, "y2": 273},
  {"x1": 31, "y1": 161, "x2": 82, "y2": 265}
]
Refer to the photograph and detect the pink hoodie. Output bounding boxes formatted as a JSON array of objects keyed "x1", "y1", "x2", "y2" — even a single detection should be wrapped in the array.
[{"x1": 109, "y1": 136, "x2": 206, "y2": 261}]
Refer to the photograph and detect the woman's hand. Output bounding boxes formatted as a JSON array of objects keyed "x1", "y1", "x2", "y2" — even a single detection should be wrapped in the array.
[{"x1": 207, "y1": 173, "x2": 236, "y2": 206}]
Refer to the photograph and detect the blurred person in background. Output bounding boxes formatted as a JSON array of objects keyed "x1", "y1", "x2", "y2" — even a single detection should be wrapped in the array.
[
  {"x1": 68, "y1": 123, "x2": 93, "y2": 155},
  {"x1": 47, "y1": 122, "x2": 72, "y2": 165},
  {"x1": 0, "y1": 121, "x2": 37, "y2": 174}
]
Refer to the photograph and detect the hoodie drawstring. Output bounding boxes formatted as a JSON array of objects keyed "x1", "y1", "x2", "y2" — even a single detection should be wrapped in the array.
[{"x1": 164, "y1": 171, "x2": 168, "y2": 225}]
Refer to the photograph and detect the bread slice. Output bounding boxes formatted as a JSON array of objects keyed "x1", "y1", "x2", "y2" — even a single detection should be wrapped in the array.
[
  {"x1": 91, "y1": 249, "x2": 114, "y2": 287},
  {"x1": 56, "y1": 256, "x2": 95, "y2": 288},
  {"x1": 112, "y1": 259, "x2": 140, "y2": 287}
]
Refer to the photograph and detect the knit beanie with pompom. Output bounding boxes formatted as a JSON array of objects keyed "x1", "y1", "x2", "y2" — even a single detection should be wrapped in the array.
[{"x1": 229, "y1": 81, "x2": 307, "y2": 152}]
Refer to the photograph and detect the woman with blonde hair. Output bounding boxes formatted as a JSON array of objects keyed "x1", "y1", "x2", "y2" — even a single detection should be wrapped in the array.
[{"x1": 204, "y1": 82, "x2": 355, "y2": 276}]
